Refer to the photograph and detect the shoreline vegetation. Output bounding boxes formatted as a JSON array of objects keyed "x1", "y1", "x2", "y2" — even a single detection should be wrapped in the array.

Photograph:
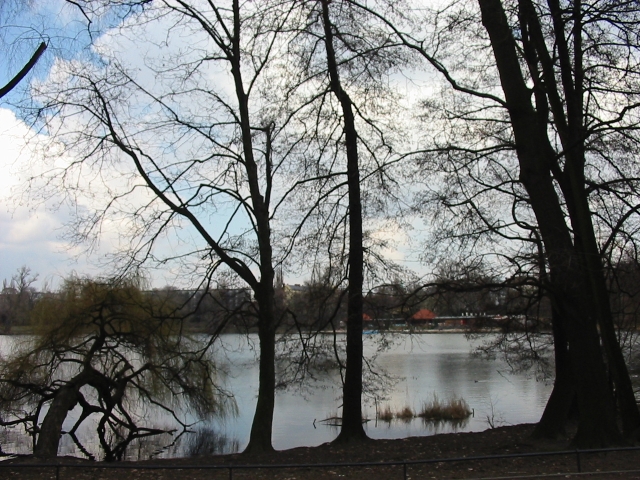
[
  {"x1": 377, "y1": 396, "x2": 473, "y2": 424},
  {"x1": 319, "y1": 396, "x2": 473, "y2": 427}
]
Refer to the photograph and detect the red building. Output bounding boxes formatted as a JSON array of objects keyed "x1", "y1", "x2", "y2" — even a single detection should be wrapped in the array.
[{"x1": 409, "y1": 309, "x2": 436, "y2": 327}]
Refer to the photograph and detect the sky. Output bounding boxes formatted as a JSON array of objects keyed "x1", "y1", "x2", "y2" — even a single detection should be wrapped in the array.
[
  {"x1": 0, "y1": 1, "x2": 95, "y2": 288},
  {"x1": 0, "y1": 1, "x2": 436, "y2": 291},
  {"x1": 0, "y1": 107, "x2": 104, "y2": 288}
]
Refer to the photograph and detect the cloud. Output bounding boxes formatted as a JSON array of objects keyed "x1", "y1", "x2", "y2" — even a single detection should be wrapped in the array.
[{"x1": 0, "y1": 107, "x2": 96, "y2": 287}]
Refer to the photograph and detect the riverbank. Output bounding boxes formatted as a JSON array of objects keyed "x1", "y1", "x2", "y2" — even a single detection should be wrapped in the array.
[{"x1": 4, "y1": 424, "x2": 640, "y2": 479}]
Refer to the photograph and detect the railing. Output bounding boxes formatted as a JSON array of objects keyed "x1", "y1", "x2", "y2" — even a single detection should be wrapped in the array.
[{"x1": 2, "y1": 445, "x2": 640, "y2": 479}]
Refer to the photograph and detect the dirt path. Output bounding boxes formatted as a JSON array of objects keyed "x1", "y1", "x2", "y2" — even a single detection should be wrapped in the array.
[{"x1": 2, "y1": 424, "x2": 640, "y2": 479}]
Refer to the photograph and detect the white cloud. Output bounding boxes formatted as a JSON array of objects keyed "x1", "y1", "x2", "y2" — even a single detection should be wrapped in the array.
[{"x1": 0, "y1": 108, "x2": 99, "y2": 287}]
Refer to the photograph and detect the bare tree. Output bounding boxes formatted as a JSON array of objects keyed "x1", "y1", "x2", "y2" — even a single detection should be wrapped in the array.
[
  {"x1": 0, "y1": 266, "x2": 38, "y2": 331},
  {"x1": 316, "y1": 0, "x2": 367, "y2": 442},
  {"x1": 279, "y1": 0, "x2": 412, "y2": 443},
  {"x1": 26, "y1": 0, "x2": 327, "y2": 454}
]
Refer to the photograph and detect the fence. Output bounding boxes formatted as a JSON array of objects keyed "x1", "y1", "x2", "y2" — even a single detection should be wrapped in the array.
[{"x1": 2, "y1": 445, "x2": 640, "y2": 479}]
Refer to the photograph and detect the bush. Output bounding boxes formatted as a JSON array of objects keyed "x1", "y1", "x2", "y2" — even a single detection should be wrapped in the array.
[{"x1": 396, "y1": 406, "x2": 415, "y2": 422}]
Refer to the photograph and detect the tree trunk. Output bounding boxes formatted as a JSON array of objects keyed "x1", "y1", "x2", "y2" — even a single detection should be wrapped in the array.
[
  {"x1": 34, "y1": 385, "x2": 78, "y2": 458},
  {"x1": 478, "y1": 0, "x2": 622, "y2": 447},
  {"x1": 245, "y1": 292, "x2": 277, "y2": 453},
  {"x1": 533, "y1": 308, "x2": 575, "y2": 439},
  {"x1": 319, "y1": 0, "x2": 368, "y2": 444},
  {"x1": 229, "y1": 0, "x2": 278, "y2": 453},
  {"x1": 567, "y1": 184, "x2": 640, "y2": 436},
  {"x1": 520, "y1": 0, "x2": 640, "y2": 436}
]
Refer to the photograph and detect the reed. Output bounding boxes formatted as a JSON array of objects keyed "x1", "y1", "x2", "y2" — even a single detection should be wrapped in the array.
[
  {"x1": 377, "y1": 404, "x2": 394, "y2": 422},
  {"x1": 396, "y1": 406, "x2": 416, "y2": 421},
  {"x1": 418, "y1": 394, "x2": 471, "y2": 420},
  {"x1": 396, "y1": 405, "x2": 415, "y2": 422}
]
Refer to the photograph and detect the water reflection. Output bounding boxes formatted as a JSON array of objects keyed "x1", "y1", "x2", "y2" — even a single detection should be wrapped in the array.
[{"x1": 183, "y1": 427, "x2": 240, "y2": 457}]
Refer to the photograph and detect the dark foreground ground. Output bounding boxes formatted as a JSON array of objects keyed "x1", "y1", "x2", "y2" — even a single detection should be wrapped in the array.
[{"x1": 2, "y1": 424, "x2": 640, "y2": 480}]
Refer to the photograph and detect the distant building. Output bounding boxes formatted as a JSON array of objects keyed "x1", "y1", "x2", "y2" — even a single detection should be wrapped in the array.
[{"x1": 409, "y1": 309, "x2": 437, "y2": 327}]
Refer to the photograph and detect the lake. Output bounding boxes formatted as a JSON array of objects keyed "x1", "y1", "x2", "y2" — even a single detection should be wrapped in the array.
[{"x1": 0, "y1": 333, "x2": 553, "y2": 459}]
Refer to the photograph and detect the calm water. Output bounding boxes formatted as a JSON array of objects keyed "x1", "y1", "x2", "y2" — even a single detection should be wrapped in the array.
[
  {"x1": 215, "y1": 333, "x2": 552, "y2": 451},
  {"x1": 0, "y1": 333, "x2": 553, "y2": 459}
]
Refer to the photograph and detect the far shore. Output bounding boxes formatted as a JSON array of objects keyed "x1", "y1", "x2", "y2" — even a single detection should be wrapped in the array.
[{"x1": 0, "y1": 326, "x2": 547, "y2": 336}]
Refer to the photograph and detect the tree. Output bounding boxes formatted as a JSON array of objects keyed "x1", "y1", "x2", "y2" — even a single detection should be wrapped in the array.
[
  {"x1": 0, "y1": 266, "x2": 38, "y2": 331},
  {"x1": 26, "y1": 0, "x2": 314, "y2": 453},
  {"x1": 316, "y1": 0, "x2": 367, "y2": 442},
  {"x1": 357, "y1": 0, "x2": 640, "y2": 445},
  {"x1": 0, "y1": 276, "x2": 230, "y2": 460},
  {"x1": 478, "y1": 0, "x2": 640, "y2": 445},
  {"x1": 285, "y1": 0, "x2": 410, "y2": 443}
]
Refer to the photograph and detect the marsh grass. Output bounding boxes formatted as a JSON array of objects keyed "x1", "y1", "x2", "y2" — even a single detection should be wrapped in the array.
[
  {"x1": 378, "y1": 405, "x2": 394, "y2": 422},
  {"x1": 418, "y1": 395, "x2": 472, "y2": 421},
  {"x1": 376, "y1": 405, "x2": 416, "y2": 423},
  {"x1": 369, "y1": 396, "x2": 473, "y2": 426},
  {"x1": 396, "y1": 406, "x2": 414, "y2": 422}
]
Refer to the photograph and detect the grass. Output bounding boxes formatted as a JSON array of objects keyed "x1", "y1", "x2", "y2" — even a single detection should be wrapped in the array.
[
  {"x1": 378, "y1": 405, "x2": 394, "y2": 422},
  {"x1": 418, "y1": 394, "x2": 472, "y2": 421},
  {"x1": 396, "y1": 406, "x2": 415, "y2": 422},
  {"x1": 367, "y1": 395, "x2": 473, "y2": 425}
]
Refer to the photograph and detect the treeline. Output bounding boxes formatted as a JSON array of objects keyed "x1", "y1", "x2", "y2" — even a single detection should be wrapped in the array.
[{"x1": 5, "y1": 261, "x2": 640, "y2": 334}]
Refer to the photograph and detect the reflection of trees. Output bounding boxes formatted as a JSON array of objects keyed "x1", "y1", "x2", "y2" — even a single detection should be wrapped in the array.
[
  {"x1": 0, "y1": 276, "x2": 232, "y2": 460},
  {"x1": 183, "y1": 427, "x2": 239, "y2": 457}
]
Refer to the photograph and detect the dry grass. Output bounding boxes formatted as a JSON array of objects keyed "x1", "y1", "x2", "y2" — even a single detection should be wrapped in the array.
[
  {"x1": 377, "y1": 405, "x2": 394, "y2": 422},
  {"x1": 418, "y1": 394, "x2": 472, "y2": 421},
  {"x1": 377, "y1": 405, "x2": 415, "y2": 423},
  {"x1": 376, "y1": 396, "x2": 471, "y2": 424},
  {"x1": 396, "y1": 406, "x2": 414, "y2": 422}
]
